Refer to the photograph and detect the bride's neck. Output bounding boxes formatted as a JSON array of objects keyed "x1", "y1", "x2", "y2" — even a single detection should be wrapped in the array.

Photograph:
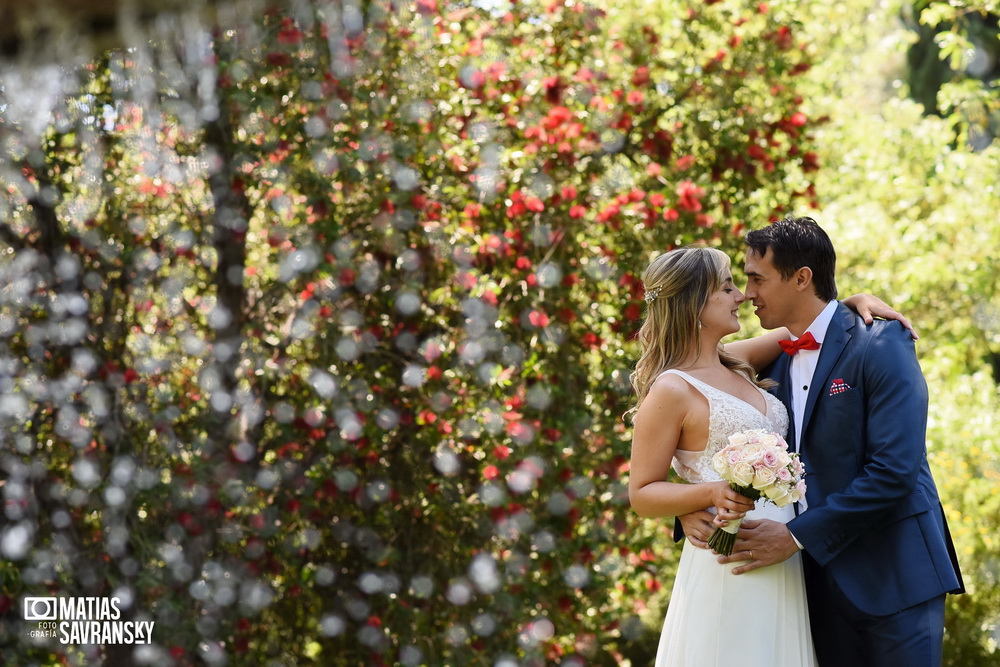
[{"x1": 675, "y1": 338, "x2": 725, "y2": 372}]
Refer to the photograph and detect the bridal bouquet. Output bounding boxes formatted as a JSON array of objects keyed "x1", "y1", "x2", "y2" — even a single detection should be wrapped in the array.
[{"x1": 706, "y1": 429, "x2": 806, "y2": 556}]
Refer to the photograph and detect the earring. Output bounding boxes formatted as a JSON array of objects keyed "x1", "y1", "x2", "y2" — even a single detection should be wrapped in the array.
[{"x1": 698, "y1": 320, "x2": 703, "y2": 330}]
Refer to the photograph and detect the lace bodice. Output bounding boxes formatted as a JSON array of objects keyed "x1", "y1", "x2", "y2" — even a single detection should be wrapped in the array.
[{"x1": 663, "y1": 369, "x2": 789, "y2": 484}]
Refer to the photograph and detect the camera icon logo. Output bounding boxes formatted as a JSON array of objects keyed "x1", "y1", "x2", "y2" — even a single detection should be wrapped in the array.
[{"x1": 23, "y1": 597, "x2": 58, "y2": 621}]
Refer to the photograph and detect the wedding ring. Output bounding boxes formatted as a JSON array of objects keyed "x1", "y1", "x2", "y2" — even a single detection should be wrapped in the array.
[{"x1": 748, "y1": 550, "x2": 754, "y2": 560}]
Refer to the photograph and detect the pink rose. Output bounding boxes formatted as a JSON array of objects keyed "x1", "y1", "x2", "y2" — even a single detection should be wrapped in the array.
[{"x1": 761, "y1": 450, "x2": 779, "y2": 468}]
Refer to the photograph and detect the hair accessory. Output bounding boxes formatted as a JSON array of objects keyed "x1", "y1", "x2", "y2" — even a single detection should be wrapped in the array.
[{"x1": 644, "y1": 288, "x2": 660, "y2": 304}]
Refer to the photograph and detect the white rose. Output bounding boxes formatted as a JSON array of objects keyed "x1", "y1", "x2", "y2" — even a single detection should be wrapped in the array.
[
  {"x1": 752, "y1": 467, "x2": 776, "y2": 490},
  {"x1": 759, "y1": 433, "x2": 778, "y2": 447},
  {"x1": 765, "y1": 484, "x2": 792, "y2": 506},
  {"x1": 712, "y1": 452, "x2": 729, "y2": 474},
  {"x1": 731, "y1": 462, "x2": 755, "y2": 487},
  {"x1": 740, "y1": 443, "x2": 764, "y2": 464},
  {"x1": 728, "y1": 432, "x2": 750, "y2": 446}
]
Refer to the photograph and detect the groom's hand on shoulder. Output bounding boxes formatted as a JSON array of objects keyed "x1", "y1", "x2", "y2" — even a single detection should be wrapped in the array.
[{"x1": 717, "y1": 519, "x2": 800, "y2": 574}]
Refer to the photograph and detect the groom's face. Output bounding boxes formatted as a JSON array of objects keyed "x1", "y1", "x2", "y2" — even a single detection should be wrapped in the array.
[{"x1": 743, "y1": 249, "x2": 798, "y2": 330}]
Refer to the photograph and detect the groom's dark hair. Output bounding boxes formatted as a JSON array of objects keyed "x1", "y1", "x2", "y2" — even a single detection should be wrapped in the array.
[{"x1": 745, "y1": 216, "x2": 838, "y2": 302}]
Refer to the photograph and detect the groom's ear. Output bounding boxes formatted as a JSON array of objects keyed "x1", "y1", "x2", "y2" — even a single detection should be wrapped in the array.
[{"x1": 793, "y1": 266, "x2": 814, "y2": 292}]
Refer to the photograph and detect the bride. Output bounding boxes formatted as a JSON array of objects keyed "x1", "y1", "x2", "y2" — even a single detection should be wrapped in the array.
[{"x1": 627, "y1": 246, "x2": 907, "y2": 666}]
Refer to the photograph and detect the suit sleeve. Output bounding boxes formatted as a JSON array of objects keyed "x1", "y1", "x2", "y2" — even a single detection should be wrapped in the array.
[{"x1": 788, "y1": 323, "x2": 929, "y2": 565}]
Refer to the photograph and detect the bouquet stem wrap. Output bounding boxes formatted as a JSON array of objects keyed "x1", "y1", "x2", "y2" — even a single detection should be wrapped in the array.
[{"x1": 706, "y1": 484, "x2": 760, "y2": 556}]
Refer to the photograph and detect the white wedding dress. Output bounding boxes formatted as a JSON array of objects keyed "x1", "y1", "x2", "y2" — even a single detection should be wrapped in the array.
[{"x1": 654, "y1": 370, "x2": 816, "y2": 667}]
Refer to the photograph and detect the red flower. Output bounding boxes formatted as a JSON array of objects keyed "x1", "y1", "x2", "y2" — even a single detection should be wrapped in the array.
[
  {"x1": 277, "y1": 18, "x2": 303, "y2": 44},
  {"x1": 773, "y1": 26, "x2": 793, "y2": 49},
  {"x1": 790, "y1": 112, "x2": 807, "y2": 127},
  {"x1": 801, "y1": 152, "x2": 819, "y2": 172},
  {"x1": 484, "y1": 465, "x2": 500, "y2": 480},
  {"x1": 631, "y1": 66, "x2": 651, "y2": 87},
  {"x1": 416, "y1": 0, "x2": 438, "y2": 15},
  {"x1": 675, "y1": 155, "x2": 696, "y2": 170},
  {"x1": 528, "y1": 310, "x2": 550, "y2": 328},
  {"x1": 748, "y1": 144, "x2": 768, "y2": 161},
  {"x1": 558, "y1": 307, "x2": 577, "y2": 323},
  {"x1": 542, "y1": 76, "x2": 565, "y2": 104},
  {"x1": 266, "y1": 53, "x2": 292, "y2": 67},
  {"x1": 676, "y1": 180, "x2": 706, "y2": 212},
  {"x1": 544, "y1": 106, "x2": 573, "y2": 129}
]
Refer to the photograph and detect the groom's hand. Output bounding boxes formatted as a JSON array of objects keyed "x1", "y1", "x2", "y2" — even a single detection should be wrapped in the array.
[
  {"x1": 677, "y1": 510, "x2": 716, "y2": 549},
  {"x1": 717, "y1": 519, "x2": 799, "y2": 574}
]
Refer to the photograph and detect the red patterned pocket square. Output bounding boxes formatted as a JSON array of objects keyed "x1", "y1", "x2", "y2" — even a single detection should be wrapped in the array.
[{"x1": 829, "y1": 378, "x2": 851, "y2": 395}]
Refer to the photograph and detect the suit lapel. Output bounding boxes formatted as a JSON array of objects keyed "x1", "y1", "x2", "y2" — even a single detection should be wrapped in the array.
[{"x1": 800, "y1": 303, "x2": 855, "y2": 443}]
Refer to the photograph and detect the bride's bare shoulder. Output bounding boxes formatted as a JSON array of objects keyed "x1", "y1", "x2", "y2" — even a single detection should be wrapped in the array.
[{"x1": 644, "y1": 371, "x2": 699, "y2": 407}]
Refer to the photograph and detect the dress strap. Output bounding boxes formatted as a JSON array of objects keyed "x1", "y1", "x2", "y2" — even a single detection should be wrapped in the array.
[{"x1": 657, "y1": 369, "x2": 718, "y2": 401}]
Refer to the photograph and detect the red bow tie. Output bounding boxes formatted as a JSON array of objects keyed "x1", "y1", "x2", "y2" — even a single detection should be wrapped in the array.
[{"x1": 779, "y1": 331, "x2": 820, "y2": 356}]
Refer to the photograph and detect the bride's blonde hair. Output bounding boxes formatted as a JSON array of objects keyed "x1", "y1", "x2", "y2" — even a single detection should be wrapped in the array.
[{"x1": 628, "y1": 246, "x2": 772, "y2": 420}]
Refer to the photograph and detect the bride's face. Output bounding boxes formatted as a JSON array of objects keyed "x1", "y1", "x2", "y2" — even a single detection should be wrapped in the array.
[{"x1": 700, "y1": 272, "x2": 744, "y2": 337}]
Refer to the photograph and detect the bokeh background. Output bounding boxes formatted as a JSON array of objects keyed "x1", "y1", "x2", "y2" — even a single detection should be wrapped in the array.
[{"x1": 0, "y1": 0, "x2": 996, "y2": 665}]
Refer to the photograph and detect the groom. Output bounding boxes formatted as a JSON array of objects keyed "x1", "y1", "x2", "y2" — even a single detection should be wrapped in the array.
[{"x1": 682, "y1": 216, "x2": 964, "y2": 666}]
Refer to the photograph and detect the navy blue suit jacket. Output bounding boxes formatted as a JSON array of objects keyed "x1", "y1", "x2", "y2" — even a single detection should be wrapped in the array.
[{"x1": 768, "y1": 302, "x2": 964, "y2": 615}]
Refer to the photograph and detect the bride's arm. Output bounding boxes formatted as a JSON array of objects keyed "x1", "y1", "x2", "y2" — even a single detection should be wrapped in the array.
[
  {"x1": 843, "y1": 293, "x2": 916, "y2": 337},
  {"x1": 723, "y1": 294, "x2": 916, "y2": 372},
  {"x1": 629, "y1": 375, "x2": 753, "y2": 519},
  {"x1": 722, "y1": 328, "x2": 791, "y2": 372}
]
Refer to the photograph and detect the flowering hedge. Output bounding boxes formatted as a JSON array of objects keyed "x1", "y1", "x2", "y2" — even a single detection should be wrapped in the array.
[{"x1": 0, "y1": 1, "x2": 819, "y2": 664}]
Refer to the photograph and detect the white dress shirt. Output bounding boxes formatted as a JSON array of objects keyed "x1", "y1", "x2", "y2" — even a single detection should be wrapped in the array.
[{"x1": 788, "y1": 299, "x2": 838, "y2": 516}]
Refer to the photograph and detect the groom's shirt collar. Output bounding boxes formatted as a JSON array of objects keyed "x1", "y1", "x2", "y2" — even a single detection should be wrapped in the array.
[{"x1": 794, "y1": 300, "x2": 839, "y2": 344}]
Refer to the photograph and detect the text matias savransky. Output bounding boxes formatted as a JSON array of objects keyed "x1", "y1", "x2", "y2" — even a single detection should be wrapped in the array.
[{"x1": 25, "y1": 596, "x2": 155, "y2": 645}]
